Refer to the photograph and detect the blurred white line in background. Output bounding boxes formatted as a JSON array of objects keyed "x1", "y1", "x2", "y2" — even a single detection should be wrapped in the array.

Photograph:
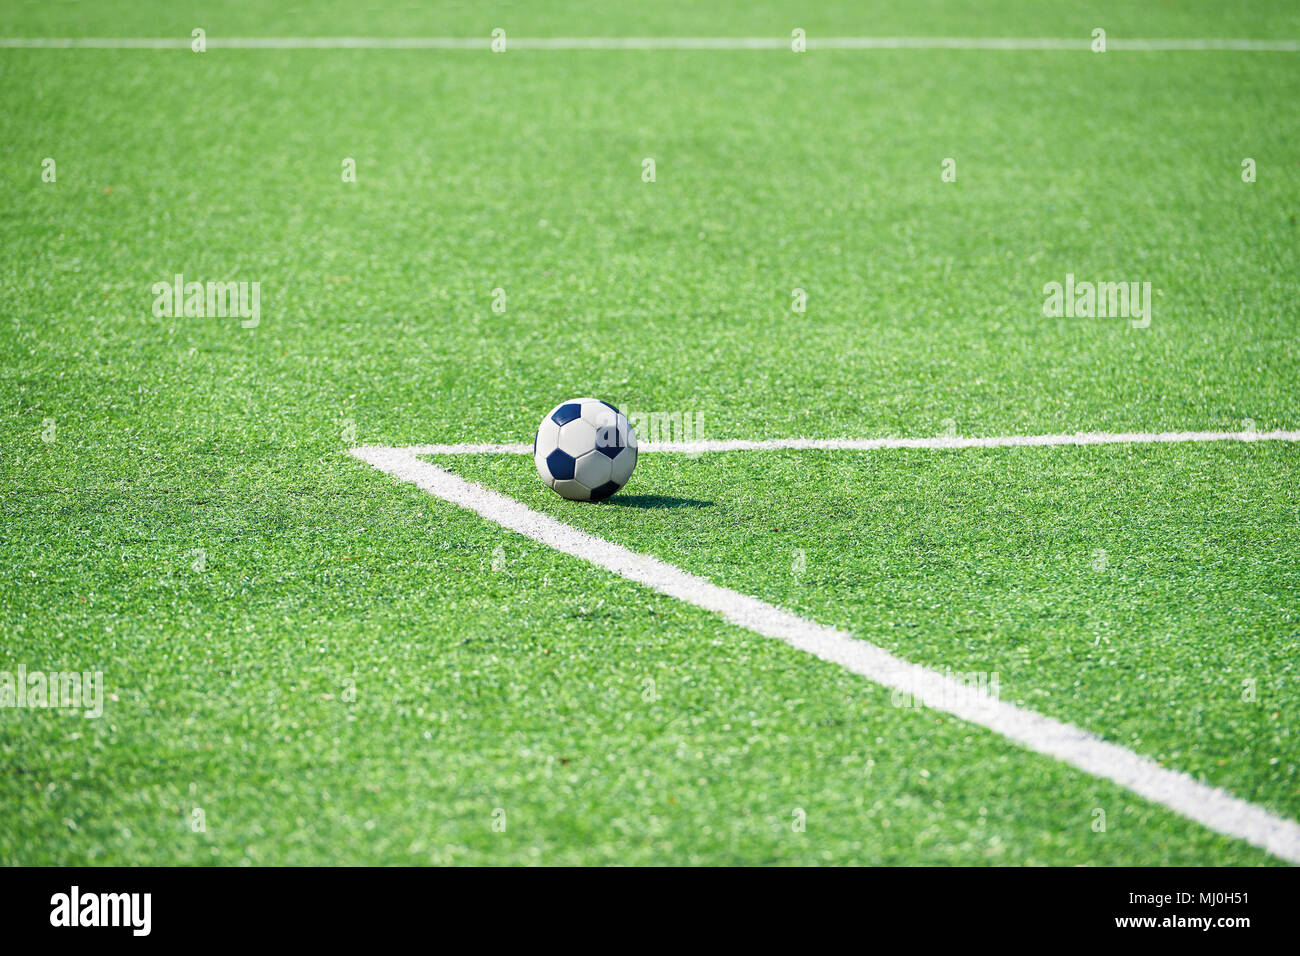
[{"x1": 1, "y1": 36, "x2": 1297, "y2": 51}]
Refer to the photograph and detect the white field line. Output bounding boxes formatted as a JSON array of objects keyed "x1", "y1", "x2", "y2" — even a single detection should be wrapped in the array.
[
  {"x1": 349, "y1": 443, "x2": 1300, "y2": 863},
  {"x1": 1, "y1": 36, "x2": 1298, "y2": 52},
  {"x1": 386, "y1": 428, "x2": 1300, "y2": 457}
]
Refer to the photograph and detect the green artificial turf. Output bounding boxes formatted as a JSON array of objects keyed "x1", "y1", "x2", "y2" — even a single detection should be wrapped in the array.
[
  {"x1": 448, "y1": 443, "x2": 1300, "y2": 818},
  {"x1": 1, "y1": 2, "x2": 1297, "y2": 864}
]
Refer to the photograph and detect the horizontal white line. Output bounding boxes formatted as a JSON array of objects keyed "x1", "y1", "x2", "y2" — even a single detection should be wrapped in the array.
[
  {"x1": 374, "y1": 429, "x2": 1300, "y2": 458},
  {"x1": 398, "y1": 442, "x2": 534, "y2": 456},
  {"x1": 636, "y1": 429, "x2": 1300, "y2": 454},
  {"x1": 351, "y1": 445, "x2": 1300, "y2": 863},
  {"x1": 1, "y1": 36, "x2": 1297, "y2": 52}
]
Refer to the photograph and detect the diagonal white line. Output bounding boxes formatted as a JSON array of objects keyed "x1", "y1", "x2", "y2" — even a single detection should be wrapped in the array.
[
  {"x1": 372, "y1": 428, "x2": 1300, "y2": 457},
  {"x1": 350, "y1": 444, "x2": 1300, "y2": 863},
  {"x1": 1, "y1": 36, "x2": 1297, "y2": 52}
]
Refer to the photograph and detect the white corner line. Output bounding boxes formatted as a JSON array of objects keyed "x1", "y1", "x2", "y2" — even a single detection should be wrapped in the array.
[
  {"x1": 370, "y1": 428, "x2": 1300, "y2": 458},
  {"x1": 349, "y1": 443, "x2": 1300, "y2": 863},
  {"x1": 1, "y1": 36, "x2": 1297, "y2": 52}
]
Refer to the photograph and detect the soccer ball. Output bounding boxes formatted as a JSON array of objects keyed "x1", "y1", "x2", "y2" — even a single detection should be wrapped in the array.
[{"x1": 534, "y1": 398, "x2": 638, "y2": 501}]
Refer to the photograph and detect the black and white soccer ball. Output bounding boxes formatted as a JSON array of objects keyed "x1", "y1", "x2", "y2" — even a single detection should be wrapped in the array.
[{"x1": 534, "y1": 398, "x2": 638, "y2": 501}]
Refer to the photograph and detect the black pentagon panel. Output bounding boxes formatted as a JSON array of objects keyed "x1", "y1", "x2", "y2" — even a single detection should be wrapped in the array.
[
  {"x1": 595, "y1": 424, "x2": 625, "y2": 459},
  {"x1": 589, "y1": 480, "x2": 622, "y2": 501},
  {"x1": 599, "y1": 400, "x2": 620, "y2": 414},
  {"x1": 551, "y1": 403, "x2": 582, "y2": 426},
  {"x1": 546, "y1": 449, "x2": 576, "y2": 480}
]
